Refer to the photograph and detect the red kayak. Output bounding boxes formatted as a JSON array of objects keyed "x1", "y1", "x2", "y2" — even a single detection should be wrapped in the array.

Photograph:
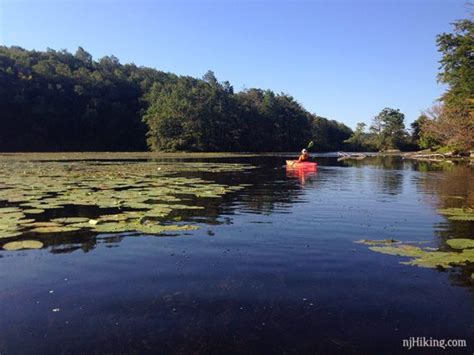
[{"x1": 286, "y1": 160, "x2": 318, "y2": 169}]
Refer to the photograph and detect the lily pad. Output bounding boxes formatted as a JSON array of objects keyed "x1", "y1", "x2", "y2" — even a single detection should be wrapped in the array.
[
  {"x1": 3, "y1": 240, "x2": 44, "y2": 250},
  {"x1": 0, "y1": 158, "x2": 254, "y2": 240},
  {"x1": 437, "y1": 208, "x2": 474, "y2": 221},
  {"x1": 365, "y1": 242, "x2": 474, "y2": 269},
  {"x1": 21, "y1": 222, "x2": 63, "y2": 228},
  {"x1": 143, "y1": 207, "x2": 173, "y2": 218},
  {"x1": 356, "y1": 239, "x2": 399, "y2": 245},
  {"x1": 68, "y1": 222, "x2": 94, "y2": 229},
  {"x1": 96, "y1": 214, "x2": 132, "y2": 222},
  {"x1": 51, "y1": 217, "x2": 90, "y2": 224},
  {"x1": 446, "y1": 238, "x2": 474, "y2": 250},
  {"x1": 92, "y1": 222, "x2": 134, "y2": 233},
  {"x1": 0, "y1": 207, "x2": 23, "y2": 214},
  {"x1": 403, "y1": 249, "x2": 474, "y2": 268},
  {"x1": 0, "y1": 230, "x2": 23, "y2": 239},
  {"x1": 23, "y1": 209, "x2": 45, "y2": 214},
  {"x1": 369, "y1": 245, "x2": 425, "y2": 258},
  {"x1": 30, "y1": 226, "x2": 80, "y2": 234}
]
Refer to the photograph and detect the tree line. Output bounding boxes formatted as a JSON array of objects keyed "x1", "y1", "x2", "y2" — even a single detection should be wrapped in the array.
[
  {"x1": 2, "y1": 15, "x2": 470, "y2": 154},
  {"x1": 0, "y1": 46, "x2": 353, "y2": 152}
]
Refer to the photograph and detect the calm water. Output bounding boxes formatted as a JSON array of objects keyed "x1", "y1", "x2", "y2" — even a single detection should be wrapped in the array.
[{"x1": 1, "y1": 154, "x2": 473, "y2": 354}]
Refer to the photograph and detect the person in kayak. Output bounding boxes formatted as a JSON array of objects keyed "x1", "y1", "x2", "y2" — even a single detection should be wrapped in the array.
[{"x1": 298, "y1": 149, "x2": 310, "y2": 162}]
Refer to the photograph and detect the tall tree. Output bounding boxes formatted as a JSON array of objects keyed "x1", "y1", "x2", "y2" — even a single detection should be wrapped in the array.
[
  {"x1": 344, "y1": 122, "x2": 375, "y2": 151},
  {"x1": 369, "y1": 108, "x2": 407, "y2": 150},
  {"x1": 420, "y1": 17, "x2": 474, "y2": 152},
  {"x1": 437, "y1": 19, "x2": 474, "y2": 111}
]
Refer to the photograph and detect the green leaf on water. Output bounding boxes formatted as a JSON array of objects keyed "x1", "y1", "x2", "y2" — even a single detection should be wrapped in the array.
[
  {"x1": 0, "y1": 207, "x2": 23, "y2": 214},
  {"x1": 51, "y1": 217, "x2": 90, "y2": 224},
  {"x1": 0, "y1": 230, "x2": 23, "y2": 239},
  {"x1": 363, "y1": 240, "x2": 474, "y2": 269},
  {"x1": 23, "y1": 209, "x2": 45, "y2": 214},
  {"x1": 437, "y1": 207, "x2": 474, "y2": 221},
  {"x1": 369, "y1": 245, "x2": 425, "y2": 257},
  {"x1": 0, "y1": 159, "x2": 254, "y2": 239},
  {"x1": 446, "y1": 238, "x2": 474, "y2": 250},
  {"x1": 21, "y1": 222, "x2": 63, "y2": 228},
  {"x1": 356, "y1": 239, "x2": 399, "y2": 245},
  {"x1": 30, "y1": 226, "x2": 80, "y2": 234},
  {"x1": 3, "y1": 240, "x2": 43, "y2": 250}
]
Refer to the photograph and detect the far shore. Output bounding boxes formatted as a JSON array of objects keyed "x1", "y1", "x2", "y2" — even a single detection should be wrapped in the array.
[{"x1": 0, "y1": 150, "x2": 472, "y2": 162}]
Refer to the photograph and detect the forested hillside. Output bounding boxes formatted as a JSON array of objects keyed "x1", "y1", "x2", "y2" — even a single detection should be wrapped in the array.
[{"x1": 0, "y1": 46, "x2": 353, "y2": 152}]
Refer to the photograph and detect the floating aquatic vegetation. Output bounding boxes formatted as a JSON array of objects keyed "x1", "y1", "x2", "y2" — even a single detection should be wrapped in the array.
[
  {"x1": 95, "y1": 214, "x2": 131, "y2": 222},
  {"x1": 50, "y1": 217, "x2": 90, "y2": 224},
  {"x1": 356, "y1": 239, "x2": 399, "y2": 245},
  {"x1": 362, "y1": 238, "x2": 474, "y2": 269},
  {"x1": 445, "y1": 238, "x2": 474, "y2": 250},
  {"x1": 3, "y1": 240, "x2": 43, "y2": 251},
  {"x1": 143, "y1": 208, "x2": 173, "y2": 218},
  {"x1": 0, "y1": 230, "x2": 23, "y2": 239},
  {"x1": 369, "y1": 245, "x2": 426, "y2": 258},
  {"x1": 0, "y1": 208, "x2": 28, "y2": 238},
  {"x1": 437, "y1": 207, "x2": 474, "y2": 221},
  {"x1": 23, "y1": 209, "x2": 45, "y2": 214},
  {"x1": 21, "y1": 222, "x2": 63, "y2": 228},
  {"x1": 30, "y1": 226, "x2": 81, "y2": 234},
  {"x1": 0, "y1": 207, "x2": 22, "y2": 214},
  {"x1": 0, "y1": 158, "x2": 254, "y2": 243},
  {"x1": 402, "y1": 249, "x2": 474, "y2": 269}
]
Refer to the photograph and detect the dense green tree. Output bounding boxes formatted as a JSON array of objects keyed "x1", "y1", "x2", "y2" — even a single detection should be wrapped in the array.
[
  {"x1": 144, "y1": 78, "x2": 315, "y2": 152},
  {"x1": 143, "y1": 73, "x2": 241, "y2": 151},
  {"x1": 74, "y1": 47, "x2": 93, "y2": 66},
  {"x1": 344, "y1": 122, "x2": 376, "y2": 151},
  {"x1": 310, "y1": 116, "x2": 352, "y2": 151},
  {"x1": 369, "y1": 108, "x2": 407, "y2": 150},
  {"x1": 437, "y1": 19, "x2": 474, "y2": 111},
  {"x1": 410, "y1": 115, "x2": 425, "y2": 143},
  {"x1": 411, "y1": 114, "x2": 439, "y2": 149}
]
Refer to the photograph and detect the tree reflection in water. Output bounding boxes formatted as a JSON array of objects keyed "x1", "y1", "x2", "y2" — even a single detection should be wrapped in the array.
[{"x1": 285, "y1": 165, "x2": 318, "y2": 186}]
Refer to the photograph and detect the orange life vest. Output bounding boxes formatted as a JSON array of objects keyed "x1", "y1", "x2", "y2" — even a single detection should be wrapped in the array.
[{"x1": 298, "y1": 153, "x2": 309, "y2": 162}]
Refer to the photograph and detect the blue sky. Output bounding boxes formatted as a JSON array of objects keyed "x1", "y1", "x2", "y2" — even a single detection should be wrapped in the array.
[{"x1": 0, "y1": 0, "x2": 468, "y2": 128}]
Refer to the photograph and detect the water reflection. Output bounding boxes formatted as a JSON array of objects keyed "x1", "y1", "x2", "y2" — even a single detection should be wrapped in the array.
[
  {"x1": 414, "y1": 164, "x2": 474, "y2": 285},
  {"x1": 332, "y1": 156, "x2": 406, "y2": 196},
  {"x1": 285, "y1": 165, "x2": 318, "y2": 185},
  {"x1": 339, "y1": 155, "x2": 406, "y2": 170}
]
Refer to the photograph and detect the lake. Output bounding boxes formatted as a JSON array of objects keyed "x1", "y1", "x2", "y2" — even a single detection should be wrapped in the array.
[{"x1": 0, "y1": 153, "x2": 473, "y2": 354}]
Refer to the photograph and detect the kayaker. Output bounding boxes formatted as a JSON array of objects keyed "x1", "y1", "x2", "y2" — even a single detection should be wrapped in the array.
[{"x1": 298, "y1": 149, "x2": 310, "y2": 162}]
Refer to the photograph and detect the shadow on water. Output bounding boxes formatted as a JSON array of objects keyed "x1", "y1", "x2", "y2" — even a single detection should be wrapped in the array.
[
  {"x1": 414, "y1": 163, "x2": 474, "y2": 288},
  {"x1": 0, "y1": 154, "x2": 473, "y2": 354}
]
